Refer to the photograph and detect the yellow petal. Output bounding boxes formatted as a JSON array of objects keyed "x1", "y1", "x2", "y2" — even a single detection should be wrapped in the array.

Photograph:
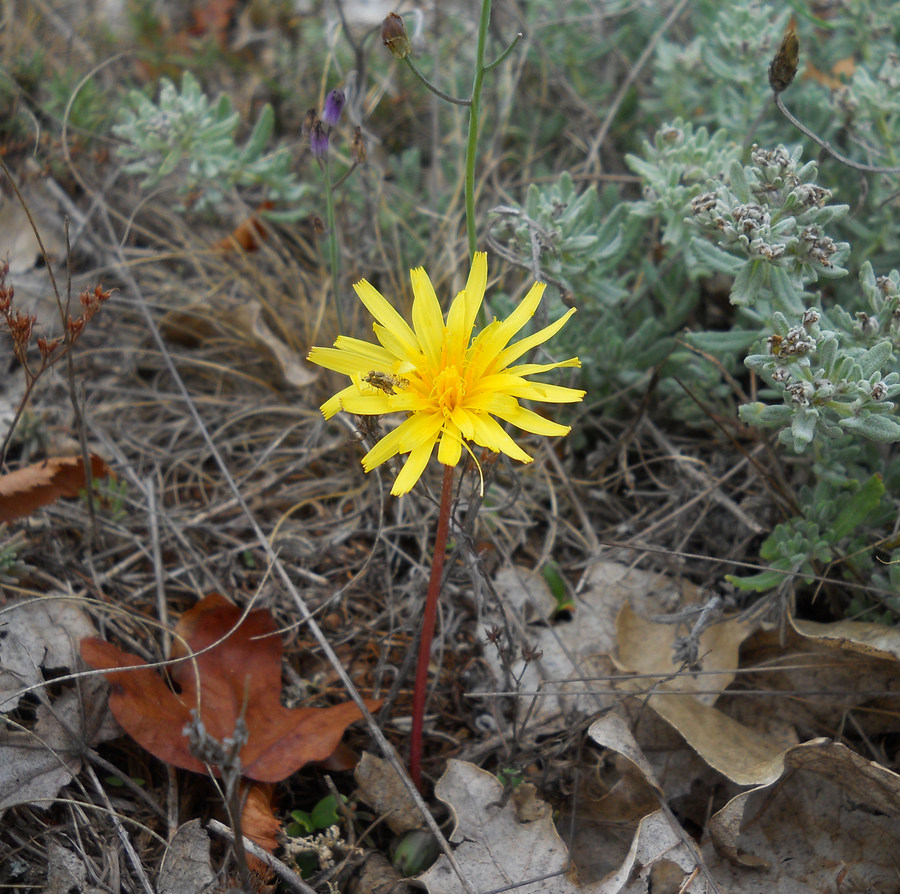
[
  {"x1": 362, "y1": 413, "x2": 443, "y2": 471},
  {"x1": 501, "y1": 379, "x2": 586, "y2": 404},
  {"x1": 493, "y1": 403, "x2": 572, "y2": 436},
  {"x1": 306, "y1": 337, "x2": 393, "y2": 376},
  {"x1": 477, "y1": 282, "x2": 546, "y2": 364},
  {"x1": 373, "y1": 323, "x2": 423, "y2": 365},
  {"x1": 338, "y1": 391, "x2": 396, "y2": 415},
  {"x1": 410, "y1": 267, "x2": 445, "y2": 366},
  {"x1": 445, "y1": 289, "x2": 472, "y2": 361},
  {"x1": 320, "y1": 392, "x2": 344, "y2": 419},
  {"x1": 495, "y1": 307, "x2": 577, "y2": 368},
  {"x1": 450, "y1": 405, "x2": 476, "y2": 440},
  {"x1": 436, "y1": 423, "x2": 463, "y2": 466},
  {"x1": 354, "y1": 279, "x2": 417, "y2": 347},
  {"x1": 505, "y1": 358, "x2": 581, "y2": 377},
  {"x1": 391, "y1": 440, "x2": 435, "y2": 495},
  {"x1": 470, "y1": 414, "x2": 534, "y2": 463}
]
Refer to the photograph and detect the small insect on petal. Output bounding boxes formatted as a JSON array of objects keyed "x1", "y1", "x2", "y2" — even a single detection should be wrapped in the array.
[{"x1": 363, "y1": 371, "x2": 409, "y2": 395}]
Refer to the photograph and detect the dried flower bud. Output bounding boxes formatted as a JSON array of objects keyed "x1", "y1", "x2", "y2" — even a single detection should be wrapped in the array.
[
  {"x1": 302, "y1": 108, "x2": 317, "y2": 136},
  {"x1": 310, "y1": 120, "x2": 329, "y2": 158},
  {"x1": 322, "y1": 89, "x2": 345, "y2": 127},
  {"x1": 351, "y1": 126, "x2": 367, "y2": 164},
  {"x1": 382, "y1": 12, "x2": 411, "y2": 59},
  {"x1": 769, "y1": 26, "x2": 799, "y2": 93}
]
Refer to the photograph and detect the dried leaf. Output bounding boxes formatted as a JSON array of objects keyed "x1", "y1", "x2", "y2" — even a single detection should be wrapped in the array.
[
  {"x1": 232, "y1": 301, "x2": 317, "y2": 388},
  {"x1": 0, "y1": 598, "x2": 99, "y2": 712},
  {"x1": 355, "y1": 751, "x2": 423, "y2": 835},
  {"x1": 80, "y1": 593, "x2": 380, "y2": 782},
  {"x1": 418, "y1": 759, "x2": 575, "y2": 894},
  {"x1": 614, "y1": 602, "x2": 789, "y2": 786},
  {"x1": 213, "y1": 203, "x2": 272, "y2": 253},
  {"x1": 0, "y1": 598, "x2": 118, "y2": 813},
  {"x1": 0, "y1": 676, "x2": 115, "y2": 812},
  {"x1": 157, "y1": 820, "x2": 216, "y2": 894},
  {"x1": 242, "y1": 781, "x2": 281, "y2": 853},
  {"x1": 0, "y1": 455, "x2": 112, "y2": 523},
  {"x1": 241, "y1": 781, "x2": 281, "y2": 874},
  {"x1": 791, "y1": 615, "x2": 900, "y2": 660},
  {"x1": 705, "y1": 739, "x2": 900, "y2": 890},
  {"x1": 46, "y1": 842, "x2": 106, "y2": 894},
  {"x1": 483, "y1": 562, "x2": 701, "y2": 731}
]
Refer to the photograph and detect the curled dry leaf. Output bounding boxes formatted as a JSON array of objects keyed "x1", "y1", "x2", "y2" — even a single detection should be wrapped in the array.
[
  {"x1": 614, "y1": 602, "x2": 788, "y2": 786},
  {"x1": 354, "y1": 751, "x2": 423, "y2": 835},
  {"x1": 0, "y1": 455, "x2": 112, "y2": 523},
  {"x1": 240, "y1": 781, "x2": 281, "y2": 874},
  {"x1": 704, "y1": 739, "x2": 900, "y2": 891},
  {"x1": 80, "y1": 592, "x2": 381, "y2": 783}
]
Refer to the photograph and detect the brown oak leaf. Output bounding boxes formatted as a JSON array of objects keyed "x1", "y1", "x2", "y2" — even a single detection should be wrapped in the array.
[
  {"x1": 81, "y1": 593, "x2": 380, "y2": 783},
  {"x1": 0, "y1": 454, "x2": 111, "y2": 522}
]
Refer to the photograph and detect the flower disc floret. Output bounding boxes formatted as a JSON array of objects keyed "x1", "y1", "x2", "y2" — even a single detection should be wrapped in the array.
[{"x1": 307, "y1": 253, "x2": 585, "y2": 495}]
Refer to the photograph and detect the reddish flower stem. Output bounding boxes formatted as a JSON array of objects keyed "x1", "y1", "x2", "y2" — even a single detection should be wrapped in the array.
[{"x1": 409, "y1": 462, "x2": 455, "y2": 790}]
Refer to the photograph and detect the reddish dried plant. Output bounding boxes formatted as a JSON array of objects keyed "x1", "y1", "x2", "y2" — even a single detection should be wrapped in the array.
[{"x1": 0, "y1": 261, "x2": 112, "y2": 463}]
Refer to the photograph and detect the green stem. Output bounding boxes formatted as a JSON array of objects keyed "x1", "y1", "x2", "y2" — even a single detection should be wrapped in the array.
[
  {"x1": 320, "y1": 157, "x2": 344, "y2": 332},
  {"x1": 465, "y1": 0, "x2": 492, "y2": 263},
  {"x1": 409, "y1": 462, "x2": 455, "y2": 790},
  {"x1": 403, "y1": 57, "x2": 471, "y2": 106}
]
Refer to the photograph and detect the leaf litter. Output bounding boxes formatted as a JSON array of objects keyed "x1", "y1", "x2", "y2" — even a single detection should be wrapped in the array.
[{"x1": 455, "y1": 558, "x2": 900, "y2": 893}]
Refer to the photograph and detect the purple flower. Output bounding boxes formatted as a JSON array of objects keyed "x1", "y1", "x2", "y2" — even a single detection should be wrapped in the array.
[
  {"x1": 322, "y1": 89, "x2": 346, "y2": 128},
  {"x1": 310, "y1": 120, "x2": 329, "y2": 158}
]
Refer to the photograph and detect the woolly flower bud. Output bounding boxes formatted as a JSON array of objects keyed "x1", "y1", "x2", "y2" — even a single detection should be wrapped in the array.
[
  {"x1": 322, "y1": 89, "x2": 345, "y2": 127},
  {"x1": 382, "y1": 13, "x2": 411, "y2": 59}
]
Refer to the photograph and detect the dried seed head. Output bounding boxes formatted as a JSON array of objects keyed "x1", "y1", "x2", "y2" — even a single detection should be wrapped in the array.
[
  {"x1": 351, "y1": 126, "x2": 367, "y2": 164},
  {"x1": 769, "y1": 26, "x2": 799, "y2": 93}
]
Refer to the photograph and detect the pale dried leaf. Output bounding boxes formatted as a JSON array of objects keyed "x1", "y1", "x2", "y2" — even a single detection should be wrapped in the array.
[
  {"x1": 232, "y1": 301, "x2": 317, "y2": 389},
  {"x1": 593, "y1": 811, "x2": 705, "y2": 894},
  {"x1": 791, "y1": 615, "x2": 900, "y2": 660},
  {"x1": 0, "y1": 598, "x2": 98, "y2": 711},
  {"x1": 0, "y1": 676, "x2": 115, "y2": 812},
  {"x1": 0, "y1": 196, "x2": 43, "y2": 275},
  {"x1": 614, "y1": 602, "x2": 786, "y2": 786},
  {"x1": 418, "y1": 759, "x2": 577, "y2": 894},
  {"x1": 615, "y1": 602, "x2": 754, "y2": 705},
  {"x1": 704, "y1": 739, "x2": 900, "y2": 891},
  {"x1": 157, "y1": 820, "x2": 216, "y2": 894},
  {"x1": 46, "y1": 842, "x2": 105, "y2": 894}
]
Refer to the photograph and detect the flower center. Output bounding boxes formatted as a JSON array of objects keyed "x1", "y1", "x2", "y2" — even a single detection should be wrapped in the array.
[{"x1": 433, "y1": 365, "x2": 466, "y2": 417}]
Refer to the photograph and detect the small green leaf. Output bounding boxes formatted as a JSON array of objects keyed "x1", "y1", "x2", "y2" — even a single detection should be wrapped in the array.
[
  {"x1": 310, "y1": 794, "x2": 344, "y2": 830},
  {"x1": 541, "y1": 561, "x2": 573, "y2": 616},
  {"x1": 289, "y1": 810, "x2": 314, "y2": 834},
  {"x1": 726, "y1": 569, "x2": 788, "y2": 592}
]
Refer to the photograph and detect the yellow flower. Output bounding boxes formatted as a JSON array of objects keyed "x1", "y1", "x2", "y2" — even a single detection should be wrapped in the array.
[{"x1": 307, "y1": 252, "x2": 585, "y2": 495}]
